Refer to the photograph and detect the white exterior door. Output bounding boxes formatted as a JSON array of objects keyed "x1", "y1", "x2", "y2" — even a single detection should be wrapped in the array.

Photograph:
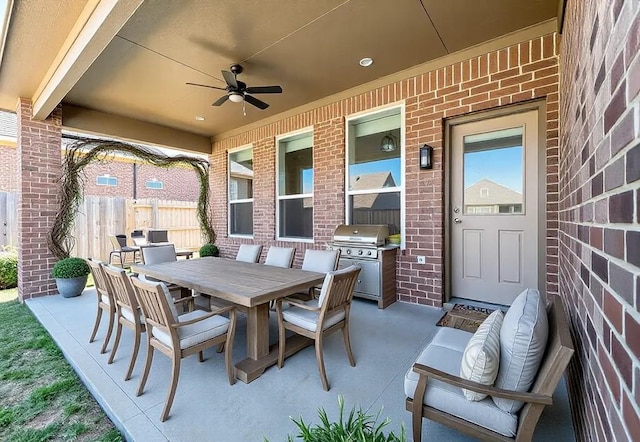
[{"x1": 450, "y1": 110, "x2": 539, "y2": 306}]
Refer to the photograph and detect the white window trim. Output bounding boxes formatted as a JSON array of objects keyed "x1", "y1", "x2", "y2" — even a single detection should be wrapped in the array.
[
  {"x1": 275, "y1": 127, "x2": 314, "y2": 243},
  {"x1": 96, "y1": 175, "x2": 117, "y2": 186},
  {"x1": 344, "y1": 102, "x2": 406, "y2": 249},
  {"x1": 228, "y1": 144, "x2": 254, "y2": 238}
]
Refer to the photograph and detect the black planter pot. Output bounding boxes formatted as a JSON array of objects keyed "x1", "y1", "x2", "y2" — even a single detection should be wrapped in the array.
[{"x1": 55, "y1": 275, "x2": 88, "y2": 298}]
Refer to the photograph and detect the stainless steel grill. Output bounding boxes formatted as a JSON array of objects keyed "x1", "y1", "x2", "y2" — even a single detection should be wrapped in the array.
[{"x1": 327, "y1": 224, "x2": 397, "y2": 309}]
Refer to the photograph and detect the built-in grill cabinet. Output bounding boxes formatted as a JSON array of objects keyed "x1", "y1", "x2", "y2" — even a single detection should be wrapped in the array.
[{"x1": 327, "y1": 224, "x2": 398, "y2": 309}]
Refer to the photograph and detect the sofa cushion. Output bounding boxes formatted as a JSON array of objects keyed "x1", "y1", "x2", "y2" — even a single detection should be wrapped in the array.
[
  {"x1": 493, "y1": 288, "x2": 548, "y2": 413},
  {"x1": 404, "y1": 333, "x2": 518, "y2": 437},
  {"x1": 460, "y1": 310, "x2": 504, "y2": 401}
]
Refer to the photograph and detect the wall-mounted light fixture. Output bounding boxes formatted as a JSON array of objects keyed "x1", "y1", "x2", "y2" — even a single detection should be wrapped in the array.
[{"x1": 420, "y1": 144, "x2": 433, "y2": 169}]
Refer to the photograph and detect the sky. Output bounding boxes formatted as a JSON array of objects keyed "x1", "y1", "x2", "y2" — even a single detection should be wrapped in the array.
[{"x1": 464, "y1": 146, "x2": 523, "y2": 192}]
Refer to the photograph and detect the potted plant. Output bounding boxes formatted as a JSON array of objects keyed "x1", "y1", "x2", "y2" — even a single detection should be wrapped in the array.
[
  {"x1": 199, "y1": 243, "x2": 220, "y2": 258},
  {"x1": 52, "y1": 257, "x2": 90, "y2": 298}
]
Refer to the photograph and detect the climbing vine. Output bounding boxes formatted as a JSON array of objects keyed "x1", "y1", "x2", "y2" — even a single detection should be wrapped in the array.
[{"x1": 48, "y1": 138, "x2": 214, "y2": 259}]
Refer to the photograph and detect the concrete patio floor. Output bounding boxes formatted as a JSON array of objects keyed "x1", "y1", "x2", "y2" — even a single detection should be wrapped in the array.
[{"x1": 26, "y1": 290, "x2": 575, "y2": 441}]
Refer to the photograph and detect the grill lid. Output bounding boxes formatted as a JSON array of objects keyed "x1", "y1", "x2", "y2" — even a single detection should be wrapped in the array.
[{"x1": 332, "y1": 224, "x2": 389, "y2": 247}]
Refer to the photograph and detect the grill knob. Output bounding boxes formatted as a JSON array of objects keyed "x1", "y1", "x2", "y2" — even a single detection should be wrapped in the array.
[
  {"x1": 367, "y1": 250, "x2": 372, "y2": 256},
  {"x1": 358, "y1": 250, "x2": 363, "y2": 255},
  {"x1": 346, "y1": 249, "x2": 351, "y2": 255}
]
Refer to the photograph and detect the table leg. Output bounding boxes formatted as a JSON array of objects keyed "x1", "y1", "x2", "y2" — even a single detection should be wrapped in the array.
[{"x1": 235, "y1": 303, "x2": 313, "y2": 383}]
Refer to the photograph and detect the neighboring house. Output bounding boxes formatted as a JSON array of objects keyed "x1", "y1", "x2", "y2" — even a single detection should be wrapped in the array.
[
  {"x1": 350, "y1": 171, "x2": 397, "y2": 210},
  {"x1": 464, "y1": 178, "x2": 523, "y2": 214}
]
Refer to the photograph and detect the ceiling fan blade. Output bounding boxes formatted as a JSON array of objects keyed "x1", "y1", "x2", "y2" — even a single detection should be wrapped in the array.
[
  {"x1": 212, "y1": 94, "x2": 229, "y2": 106},
  {"x1": 244, "y1": 94, "x2": 269, "y2": 110},
  {"x1": 245, "y1": 85, "x2": 282, "y2": 94},
  {"x1": 221, "y1": 70, "x2": 238, "y2": 89},
  {"x1": 186, "y1": 82, "x2": 226, "y2": 91}
]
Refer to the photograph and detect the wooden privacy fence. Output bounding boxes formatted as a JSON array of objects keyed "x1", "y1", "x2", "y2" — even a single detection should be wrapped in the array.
[{"x1": 0, "y1": 192, "x2": 203, "y2": 261}]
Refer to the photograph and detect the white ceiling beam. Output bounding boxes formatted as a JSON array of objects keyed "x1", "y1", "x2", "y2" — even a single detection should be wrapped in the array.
[{"x1": 31, "y1": 0, "x2": 144, "y2": 120}]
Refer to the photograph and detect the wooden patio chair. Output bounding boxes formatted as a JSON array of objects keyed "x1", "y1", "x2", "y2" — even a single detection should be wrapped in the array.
[
  {"x1": 102, "y1": 265, "x2": 146, "y2": 381},
  {"x1": 405, "y1": 295, "x2": 574, "y2": 441},
  {"x1": 294, "y1": 248, "x2": 341, "y2": 300},
  {"x1": 276, "y1": 265, "x2": 361, "y2": 391},
  {"x1": 235, "y1": 244, "x2": 263, "y2": 263},
  {"x1": 130, "y1": 276, "x2": 237, "y2": 422},
  {"x1": 108, "y1": 234, "x2": 141, "y2": 268},
  {"x1": 140, "y1": 244, "x2": 193, "y2": 311},
  {"x1": 87, "y1": 259, "x2": 116, "y2": 354},
  {"x1": 264, "y1": 246, "x2": 296, "y2": 268}
]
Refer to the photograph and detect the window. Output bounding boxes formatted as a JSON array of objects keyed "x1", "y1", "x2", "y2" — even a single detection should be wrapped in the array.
[
  {"x1": 480, "y1": 188, "x2": 489, "y2": 198},
  {"x1": 277, "y1": 130, "x2": 313, "y2": 240},
  {"x1": 228, "y1": 146, "x2": 253, "y2": 236},
  {"x1": 145, "y1": 179, "x2": 164, "y2": 189},
  {"x1": 346, "y1": 107, "x2": 403, "y2": 242},
  {"x1": 96, "y1": 175, "x2": 117, "y2": 186}
]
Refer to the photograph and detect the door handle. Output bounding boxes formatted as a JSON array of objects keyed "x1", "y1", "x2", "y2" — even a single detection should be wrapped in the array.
[{"x1": 454, "y1": 218, "x2": 462, "y2": 224}]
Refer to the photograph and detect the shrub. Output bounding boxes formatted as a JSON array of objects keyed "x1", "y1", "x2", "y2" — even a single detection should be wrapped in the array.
[
  {"x1": 199, "y1": 243, "x2": 220, "y2": 258},
  {"x1": 0, "y1": 249, "x2": 18, "y2": 289},
  {"x1": 279, "y1": 396, "x2": 406, "y2": 442},
  {"x1": 52, "y1": 258, "x2": 90, "y2": 279}
]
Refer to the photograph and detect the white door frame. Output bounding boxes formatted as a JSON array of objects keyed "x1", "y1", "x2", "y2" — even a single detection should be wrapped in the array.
[{"x1": 443, "y1": 101, "x2": 548, "y2": 304}]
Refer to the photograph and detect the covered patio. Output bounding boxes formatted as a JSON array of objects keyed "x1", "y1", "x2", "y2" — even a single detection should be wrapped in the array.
[
  {"x1": 0, "y1": 0, "x2": 639, "y2": 440},
  {"x1": 27, "y1": 288, "x2": 574, "y2": 441}
]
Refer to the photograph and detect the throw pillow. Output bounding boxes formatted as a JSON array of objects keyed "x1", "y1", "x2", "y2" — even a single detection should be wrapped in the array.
[
  {"x1": 493, "y1": 288, "x2": 548, "y2": 414},
  {"x1": 460, "y1": 309, "x2": 504, "y2": 401}
]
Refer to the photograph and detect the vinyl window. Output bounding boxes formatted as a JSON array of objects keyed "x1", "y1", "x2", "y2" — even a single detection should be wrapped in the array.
[{"x1": 228, "y1": 146, "x2": 254, "y2": 236}]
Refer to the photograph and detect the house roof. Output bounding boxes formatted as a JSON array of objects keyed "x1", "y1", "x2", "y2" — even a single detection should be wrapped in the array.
[
  {"x1": 465, "y1": 178, "x2": 523, "y2": 205},
  {"x1": 0, "y1": 1, "x2": 561, "y2": 152}
]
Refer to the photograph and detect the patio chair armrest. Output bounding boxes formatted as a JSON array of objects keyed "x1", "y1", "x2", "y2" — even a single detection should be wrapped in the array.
[
  {"x1": 412, "y1": 363, "x2": 553, "y2": 405},
  {"x1": 172, "y1": 312, "x2": 218, "y2": 327},
  {"x1": 209, "y1": 304, "x2": 237, "y2": 316},
  {"x1": 278, "y1": 297, "x2": 320, "y2": 311}
]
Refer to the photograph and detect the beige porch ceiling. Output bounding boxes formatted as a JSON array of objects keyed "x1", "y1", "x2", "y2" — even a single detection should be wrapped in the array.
[{"x1": 0, "y1": 0, "x2": 561, "y2": 151}]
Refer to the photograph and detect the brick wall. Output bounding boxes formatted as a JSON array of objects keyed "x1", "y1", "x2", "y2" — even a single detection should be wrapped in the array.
[
  {"x1": 559, "y1": 0, "x2": 640, "y2": 440},
  {"x1": 211, "y1": 33, "x2": 560, "y2": 307},
  {"x1": 73, "y1": 159, "x2": 200, "y2": 201},
  {"x1": 17, "y1": 99, "x2": 62, "y2": 300},
  {"x1": 0, "y1": 144, "x2": 17, "y2": 192}
]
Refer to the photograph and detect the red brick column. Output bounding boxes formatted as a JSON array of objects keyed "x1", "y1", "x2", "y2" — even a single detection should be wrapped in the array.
[{"x1": 17, "y1": 98, "x2": 62, "y2": 301}]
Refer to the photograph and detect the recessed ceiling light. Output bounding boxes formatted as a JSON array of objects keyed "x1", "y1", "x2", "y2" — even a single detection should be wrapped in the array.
[
  {"x1": 359, "y1": 57, "x2": 373, "y2": 67},
  {"x1": 195, "y1": 116, "x2": 205, "y2": 121}
]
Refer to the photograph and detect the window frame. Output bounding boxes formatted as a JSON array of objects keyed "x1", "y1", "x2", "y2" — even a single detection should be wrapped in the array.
[
  {"x1": 275, "y1": 127, "x2": 315, "y2": 243},
  {"x1": 228, "y1": 144, "x2": 254, "y2": 238},
  {"x1": 345, "y1": 103, "x2": 406, "y2": 249},
  {"x1": 96, "y1": 175, "x2": 117, "y2": 186}
]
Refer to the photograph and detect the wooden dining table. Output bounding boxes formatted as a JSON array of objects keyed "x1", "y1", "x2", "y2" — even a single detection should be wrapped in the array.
[{"x1": 131, "y1": 257, "x2": 325, "y2": 383}]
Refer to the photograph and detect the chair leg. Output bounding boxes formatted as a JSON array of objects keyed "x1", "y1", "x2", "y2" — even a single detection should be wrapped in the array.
[
  {"x1": 342, "y1": 322, "x2": 356, "y2": 367},
  {"x1": 198, "y1": 351, "x2": 204, "y2": 362},
  {"x1": 89, "y1": 307, "x2": 103, "y2": 343},
  {"x1": 100, "y1": 307, "x2": 115, "y2": 354},
  {"x1": 108, "y1": 320, "x2": 123, "y2": 364},
  {"x1": 160, "y1": 353, "x2": 181, "y2": 422},
  {"x1": 316, "y1": 334, "x2": 329, "y2": 391},
  {"x1": 216, "y1": 343, "x2": 225, "y2": 353},
  {"x1": 137, "y1": 340, "x2": 154, "y2": 396},
  {"x1": 225, "y1": 310, "x2": 237, "y2": 385},
  {"x1": 125, "y1": 328, "x2": 142, "y2": 381},
  {"x1": 277, "y1": 310, "x2": 286, "y2": 369}
]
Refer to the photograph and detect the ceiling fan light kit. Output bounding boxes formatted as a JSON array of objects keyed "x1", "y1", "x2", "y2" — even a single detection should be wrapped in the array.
[{"x1": 187, "y1": 64, "x2": 282, "y2": 111}]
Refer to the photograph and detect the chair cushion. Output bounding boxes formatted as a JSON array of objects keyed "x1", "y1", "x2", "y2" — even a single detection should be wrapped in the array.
[
  {"x1": 430, "y1": 326, "x2": 473, "y2": 352},
  {"x1": 317, "y1": 265, "x2": 360, "y2": 306},
  {"x1": 460, "y1": 310, "x2": 504, "y2": 401},
  {"x1": 152, "y1": 310, "x2": 229, "y2": 350},
  {"x1": 121, "y1": 306, "x2": 144, "y2": 324},
  {"x1": 493, "y1": 288, "x2": 548, "y2": 414},
  {"x1": 301, "y1": 249, "x2": 339, "y2": 274},
  {"x1": 282, "y1": 300, "x2": 345, "y2": 332},
  {"x1": 404, "y1": 332, "x2": 518, "y2": 438},
  {"x1": 100, "y1": 294, "x2": 111, "y2": 305}
]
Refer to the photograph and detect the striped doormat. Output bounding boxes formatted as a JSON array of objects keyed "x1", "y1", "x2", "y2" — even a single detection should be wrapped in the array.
[{"x1": 436, "y1": 304, "x2": 494, "y2": 333}]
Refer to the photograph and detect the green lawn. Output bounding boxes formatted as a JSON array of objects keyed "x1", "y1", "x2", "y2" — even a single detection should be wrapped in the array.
[{"x1": 0, "y1": 288, "x2": 122, "y2": 442}]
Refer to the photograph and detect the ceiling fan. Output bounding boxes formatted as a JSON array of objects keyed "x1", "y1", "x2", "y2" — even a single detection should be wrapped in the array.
[{"x1": 187, "y1": 64, "x2": 282, "y2": 110}]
